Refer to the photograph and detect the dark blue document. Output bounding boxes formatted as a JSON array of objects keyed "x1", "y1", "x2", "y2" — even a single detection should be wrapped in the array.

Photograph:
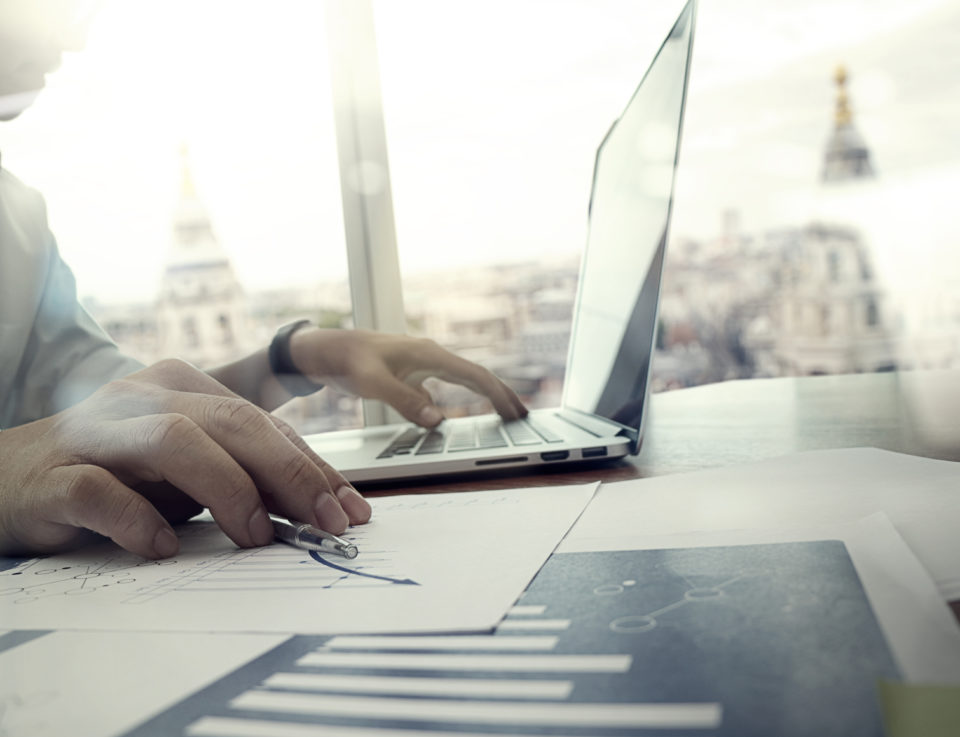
[{"x1": 125, "y1": 540, "x2": 898, "y2": 737}]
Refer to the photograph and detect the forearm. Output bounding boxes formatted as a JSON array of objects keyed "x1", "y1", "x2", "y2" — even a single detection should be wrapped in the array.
[
  {"x1": 206, "y1": 348, "x2": 291, "y2": 411},
  {"x1": 208, "y1": 327, "x2": 326, "y2": 411}
]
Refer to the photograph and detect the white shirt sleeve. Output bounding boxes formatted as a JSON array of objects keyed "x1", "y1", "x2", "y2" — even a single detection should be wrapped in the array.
[{"x1": 0, "y1": 168, "x2": 144, "y2": 428}]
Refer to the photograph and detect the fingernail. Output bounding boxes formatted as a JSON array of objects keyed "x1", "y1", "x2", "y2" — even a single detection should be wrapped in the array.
[
  {"x1": 418, "y1": 405, "x2": 444, "y2": 426},
  {"x1": 153, "y1": 528, "x2": 179, "y2": 558},
  {"x1": 248, "y1": 508, "x2": 274, "y2": 547},
  {"x1": 336, "y1": 485, "x2": 372, "y2": 524},
  {"x1": 315, "y1": 492, "x2": 349, "y2": 534}
]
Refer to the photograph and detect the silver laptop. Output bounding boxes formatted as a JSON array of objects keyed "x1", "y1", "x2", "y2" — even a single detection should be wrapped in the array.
[{"x1": 308, "y1": 0, "x2": 697, "y2": 483}]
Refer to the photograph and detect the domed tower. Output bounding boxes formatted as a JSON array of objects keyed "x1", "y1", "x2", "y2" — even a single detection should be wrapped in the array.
[
  {"x1": 770, "y1": 66, "x2": 894, "y2": 376},
  {"x1": 156, "y1": 146, "x2": 249, "y2": 367},
  {"x1": 821, "y1": 65, "x2": 876, "y2": 183}
]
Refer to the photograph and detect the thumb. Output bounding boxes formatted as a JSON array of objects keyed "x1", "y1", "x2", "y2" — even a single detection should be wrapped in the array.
[{"x1": 376, "y1": 378, "x2": 444, "y2": 427}]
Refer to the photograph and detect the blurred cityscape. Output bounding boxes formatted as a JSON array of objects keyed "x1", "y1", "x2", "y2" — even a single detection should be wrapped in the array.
[{"x1": 85, "y1": 66, "x2": 960, "y2": 434}]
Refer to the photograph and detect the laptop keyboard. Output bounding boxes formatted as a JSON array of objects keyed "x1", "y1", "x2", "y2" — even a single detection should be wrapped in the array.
[{"x1": 377, "y1": 417, "x2": 564, "y2": 459}]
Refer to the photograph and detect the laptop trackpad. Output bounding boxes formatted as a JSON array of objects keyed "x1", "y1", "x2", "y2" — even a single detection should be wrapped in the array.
[{"x1": 308, "y1": 425, "x2": 400, "y2": 455}]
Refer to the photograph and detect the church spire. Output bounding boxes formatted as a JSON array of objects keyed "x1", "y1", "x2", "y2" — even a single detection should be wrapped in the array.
[
  {"x1": 158, "y1": 144, "x2": 247, "y2": 367},
  {"x1": 821, "y1": 65, "x2": 876, "y2": 183},
  {"x1": 168, "y1": 144, "x2": 225, "y2": 265},
  {"x1": 833, "y1": 66, "x2": 852, "y2": 126},
  {"x1": 179, "y1": 142, "x2": 197, "y2": 199}
]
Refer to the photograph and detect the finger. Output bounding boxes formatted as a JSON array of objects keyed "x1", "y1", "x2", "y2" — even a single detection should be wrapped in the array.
[
  {"x1": 93, "y1": 368, "x2": 351, "y2": 537},
  {"x1": 409, "y1": 350, "x2": 528, "y2": 422},
  {"x1": 89, "y1": 414, "x2": 273, "y2": 548},
  {"x1": 141, "y1": 359, "x2": 350, "y2": 531},
  {"x1": 162, "y1": 393, "x2": 350, "y2": 534},
  {"x1": 355, "y1": 368, "x2": 442, "y2": 427},
  {"x1": 267, "y1": 415, "x2": 372, "y2": 527},
  {"x1": 448, "y1": 367, "x2": 527, "y2": 420},
  {"x1": 48, "y1": 465, "x2": 180, "y2": 559}
]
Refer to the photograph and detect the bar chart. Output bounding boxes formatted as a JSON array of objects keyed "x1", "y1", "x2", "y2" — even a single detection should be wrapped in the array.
[{"x1": 124, "y1": 540, "x2": 898, "y2": 737}]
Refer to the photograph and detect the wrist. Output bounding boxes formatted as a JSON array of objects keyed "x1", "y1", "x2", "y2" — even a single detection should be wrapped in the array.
[{"x1": 268, "y1": 320, "x2": 324, "y2": 397}]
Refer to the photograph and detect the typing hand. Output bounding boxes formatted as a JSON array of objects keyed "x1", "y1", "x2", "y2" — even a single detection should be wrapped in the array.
[
  {"x1": 288, "y1": 329, "x2": 529, "y2": 427},
  {"x1": 0, "y1": 359, "x2": 371, "y2": 560}
]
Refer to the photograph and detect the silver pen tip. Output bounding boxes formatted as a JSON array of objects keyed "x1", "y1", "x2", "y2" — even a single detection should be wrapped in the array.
[{"x1": 339, "y1": 544, "x2": 359, "y2": 560}]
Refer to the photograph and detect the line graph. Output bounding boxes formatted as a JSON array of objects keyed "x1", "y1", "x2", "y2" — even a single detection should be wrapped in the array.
[
  {"x1": 0, "y1": 483, "x2": 600, "y2": 634},
  {"x1": 0, "y1": 523, "x2": 420, "y2": 605},
  {"x1": 307, "y1": 551, "x2": 419, "y2": 586}
]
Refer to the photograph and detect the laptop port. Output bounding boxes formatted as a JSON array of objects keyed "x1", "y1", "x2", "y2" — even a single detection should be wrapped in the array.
[
  {"x1": 540, "y1": 450, "x2": 570, "y2": 462},
  {"x1": 582, "y1": 447, "x2": 608, "y2": 458},
  {"x1": 475, "y1": 456, "x2": 529, "y2": 466}
]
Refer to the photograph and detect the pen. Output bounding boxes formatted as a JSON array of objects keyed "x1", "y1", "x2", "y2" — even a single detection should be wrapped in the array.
[{"x1": 270, "y1": 517, "x2": 359, "y2": 559}]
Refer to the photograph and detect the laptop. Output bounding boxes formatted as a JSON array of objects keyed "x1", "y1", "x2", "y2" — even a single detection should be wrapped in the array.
[{"x1": 307, "y1": 0, "x2": 697, "y2": 483}]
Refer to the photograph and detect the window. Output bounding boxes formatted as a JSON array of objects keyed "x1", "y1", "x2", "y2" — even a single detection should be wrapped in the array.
[
  {"x1": 2, "y1": 0, "x2": 361, "y2": 433},
  {"x1": 372, "y1": 0, "x2": 681, "y2": 410},
  {"x1": 652, "y1": 0, "x2": 960, "y2": 384},
  {"x1": 865, "y1": 298, "x2": 879, "y2": 328},
  {"x1": 182, "y1": 317, "x2": 199, "y2": 349},
  {"x1": 827, "y1": 250, "x2": 841, "y2": 283},
  {"x1": 218, "y1": 314, "x2": 233, "y2": 345},
  {"x1": 6, "y1": 0, "x2": 959, "y2": 432}
]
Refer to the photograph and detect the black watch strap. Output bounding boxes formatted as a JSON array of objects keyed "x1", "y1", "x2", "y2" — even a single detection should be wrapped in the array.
[{"x1": 268, "y1": 319, "x2": 325, "y2": 397}]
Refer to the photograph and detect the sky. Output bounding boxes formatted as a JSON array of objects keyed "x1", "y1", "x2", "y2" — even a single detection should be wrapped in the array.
[{"x1": 1, "y1": 0, "x2": 958, "y2": 304}]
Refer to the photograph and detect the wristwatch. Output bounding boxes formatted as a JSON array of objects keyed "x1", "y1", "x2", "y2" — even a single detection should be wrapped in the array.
[{"x1": 268, "y1": 319, "x2": 325, "y2": 397}]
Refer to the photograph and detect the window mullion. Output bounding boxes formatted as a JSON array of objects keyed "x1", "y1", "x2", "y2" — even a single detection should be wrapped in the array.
[{"x1": 325, "y1": 0, "x2": 405, "y2": 426}]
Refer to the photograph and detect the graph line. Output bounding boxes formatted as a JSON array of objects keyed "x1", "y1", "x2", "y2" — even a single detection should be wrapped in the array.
[{"x1": 308, "y1": 551, "x2": 419, "y2": 586}]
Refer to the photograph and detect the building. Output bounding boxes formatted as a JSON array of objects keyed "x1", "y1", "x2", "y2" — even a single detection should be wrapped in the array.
[
  {"x1": 155, "y1": 147, "x2": 253, "y2": 368},
  {"x1": 655, "y1": 65, "x2": 897, "y2": 386},
  {"x1": 767, "y1": 222, "x2": 895, "y2": 375},
  {"x1": 769, "y1": 66, "x2": 895, "y2": 375}
]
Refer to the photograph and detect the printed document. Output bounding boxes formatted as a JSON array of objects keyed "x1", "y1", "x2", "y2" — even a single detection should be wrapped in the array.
[{"x1": 0, "y1": 483, "x2": 598, "y2": 635}]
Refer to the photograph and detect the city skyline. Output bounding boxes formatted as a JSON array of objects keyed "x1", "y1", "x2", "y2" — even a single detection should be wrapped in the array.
[
  {"x1": 72, "y1": 52, "x2": 958, "y2": 436},
  {"x1": 0, "y1": 0, "x2": 956, "y2": 305}
]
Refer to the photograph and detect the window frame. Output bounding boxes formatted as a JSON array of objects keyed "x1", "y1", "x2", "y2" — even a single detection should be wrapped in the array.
[{"x1": 325, "y1": 0, "x2": 406, "y2": 425}]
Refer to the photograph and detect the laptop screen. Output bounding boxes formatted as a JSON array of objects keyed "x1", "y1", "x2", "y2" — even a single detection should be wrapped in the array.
[{"x1": 561, "y1": 0, "x2": 696, "y2": 444}]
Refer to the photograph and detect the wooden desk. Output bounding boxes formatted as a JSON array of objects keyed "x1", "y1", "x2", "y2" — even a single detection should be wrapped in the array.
[{"x1": 359, "y1": 369, "x2": 960, "y2": 618}]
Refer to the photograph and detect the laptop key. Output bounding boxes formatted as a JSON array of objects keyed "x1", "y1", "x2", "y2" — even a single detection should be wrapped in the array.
[
  {"x1": 503, "y1": 420, "x2": 545, "y2": 446},
  {"x1": 476, "y1": 422, "x2": 508, "y2": 449},
  {"x1": 415, "y1": 429, "x2": 447, "y2": 455},
  {"x1": 377, "y1": 428, "x2": 425, "y2": 459},
  {"x1": 446, "y1": 424, "x2": 478, "y2": 451},
  {"x1": 525, "y1": 418, "x2": 565, "y2": 443}
]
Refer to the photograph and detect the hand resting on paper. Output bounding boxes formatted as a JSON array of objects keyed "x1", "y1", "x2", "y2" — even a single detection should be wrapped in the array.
[{"x1": 0, "y1": 359, "x2": 371, "y2": 561}]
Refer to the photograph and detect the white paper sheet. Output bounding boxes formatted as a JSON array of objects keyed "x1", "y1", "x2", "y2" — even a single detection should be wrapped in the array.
[
  {"x1": 0, "y1": 483, "x2": 597, "y2": 635},
  {"x1": 563, "y1": 448, "x2": 960, "y2": 600},
  {"x1": 0, "y1": 630, "x2": 286, "y2": 737}
]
